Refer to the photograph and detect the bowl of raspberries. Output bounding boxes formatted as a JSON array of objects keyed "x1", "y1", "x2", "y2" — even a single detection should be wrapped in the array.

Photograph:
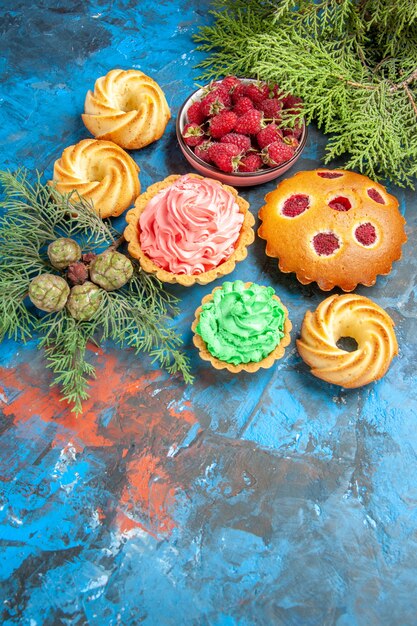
[{"x1": 176, "y1": 76, "x2": 307, "y2": 187}]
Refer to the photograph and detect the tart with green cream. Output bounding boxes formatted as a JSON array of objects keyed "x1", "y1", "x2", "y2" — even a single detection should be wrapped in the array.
[{"x1": 192, "y1": 280, "x2": 292, "y2": 373}]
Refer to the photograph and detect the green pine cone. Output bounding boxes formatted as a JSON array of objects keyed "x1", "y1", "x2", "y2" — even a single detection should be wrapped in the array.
[
  {"x1": 29, "y1": 273, "x2": 70, "y2": 312},
  {"x1": 48, "y1": 237, "x2": 82, "y2": 269},
  {"x1": 66, "y1": 281, "x2": 103, "y2": 321},
  {"x1": 89, "y1": 251, "x2": 134, "y2": 291}
]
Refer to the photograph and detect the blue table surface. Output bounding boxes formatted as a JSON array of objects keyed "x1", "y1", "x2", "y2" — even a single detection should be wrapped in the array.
[{"x1": 1, "y1": 2, "x2": 417, "y2": 625}]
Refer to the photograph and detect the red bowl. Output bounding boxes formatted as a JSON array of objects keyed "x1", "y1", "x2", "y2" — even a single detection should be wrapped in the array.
[{"x1": 176, "y1": 79, "x2": 307, "y2": 187}]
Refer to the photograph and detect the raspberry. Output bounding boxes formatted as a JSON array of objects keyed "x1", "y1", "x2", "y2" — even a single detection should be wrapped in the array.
[
  {"x1": 282, "y1": 194, "x2": 310, "y2": 217},
  {"x1": 200, "y1": 88, "x2": 231, "y2": 117},
  {"x1": 187, "y1": 100, "x2": 205, "y2": 125},
  {"x1": 238, "y1": 153, "x2": 263, "y2": 172},
  {"x1": 312, "y1": 232, "x2": 340, "y2": 256},
  {"x1": 355, "y1": 222, "x2": 377, "y2": 246},
  {"x1": 257, "y1": 97, "x2": 282, "y2": 120},
  {"x1": 269, "y1": 83, "x2": 284, "y2": 99},
  {"x1": 317, "y1": 171, "x2": 343, "y2": 179},
  {"x1": 202, "y1": 81, "x2": 229, "y2": 99},
  {"x1": 283, "y1": 121, "x2": 303, "y2": 139},
  {"x1": 367, "y1": 188, "x2": 385, "y2": 204},
  {"x1": 231, "y1": 82, "x2": 246, "y2": 103},
  {"x1": 256, "y1": 123, "x2": 283, "y2": 149},
  {"x1": 211, "y1": 83, "x2": 230, "y2": 99},
  {"x1": 209, "y1": 110, "x2": 237, "y2": 138},
  {"x1": 283, "y1": 94, "x2": 303, "y2": 112},
  {"x1": 233, "y1": 96, "x2": 255, "y2": 116},
  {"x1": 328, "y1": 196, "x2": 352, "y2": 212},
  {"x1": 244, "y1": 82, "x2": 270, "y2": 106},
  {"x1": 220, "y1": 132, "x2": 251, "y2": 152},
  {"x1": 283, "y1": 135, "x2": 299, "y2": 150},
  {"x1": 234, "y1": 109, "x2": 263, "y2": 135},
  {"x1": 182, "y1": 122, "x2": 205, "y2": 146},
  {"x1": 194, "y1": 139, "x2": 214, "y2": 163},
  {"x1": 220, "y1": 76, "x2": 242, "y2": 94},
  {"x1": 207, "y1": 143, "x2": 242, "y2": 173},
  {"x1": 262, "y1": 140, "x2": 295, "y2": 166}
]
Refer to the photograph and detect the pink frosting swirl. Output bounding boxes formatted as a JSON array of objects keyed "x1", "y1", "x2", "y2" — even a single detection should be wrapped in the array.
[{"x1": 139, "y1": 175, "x2": 244, "y2": 274}]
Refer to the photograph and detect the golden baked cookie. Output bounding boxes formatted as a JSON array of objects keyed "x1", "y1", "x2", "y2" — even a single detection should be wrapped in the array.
[
  {"x1": 82, "y1": 69, "x2": 171, "y2": 149},
  {"x1": 258, "y1": 169, "x2": 407, "y2": 291},
  {"x1": 124, "y1": 174, "x2": 255, "y2": 287},
  {"x1": 50, "y1": 139, "x2": 140, "y2": 219},
  {"x1": 297, "y1": 293, "x2": 398, "y2": 388}
]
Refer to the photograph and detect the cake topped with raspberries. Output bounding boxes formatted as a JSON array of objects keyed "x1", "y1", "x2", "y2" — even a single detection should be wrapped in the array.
[{"x1": 258, "y1": 169, "x2": 407, "y2": 291}]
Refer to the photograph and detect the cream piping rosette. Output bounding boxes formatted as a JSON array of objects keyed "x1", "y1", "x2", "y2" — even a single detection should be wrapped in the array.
[
  {"x1": 82, "y1": 69, "x2": 171, "y2": 150},
  {"x1": 124, "y1": 174, "x2": 255, "y2": 286}
]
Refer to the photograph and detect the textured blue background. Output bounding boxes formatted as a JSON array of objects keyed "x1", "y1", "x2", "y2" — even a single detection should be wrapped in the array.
[{"x1": 1, "y1": 1, "x2": 417, "y2": 625}]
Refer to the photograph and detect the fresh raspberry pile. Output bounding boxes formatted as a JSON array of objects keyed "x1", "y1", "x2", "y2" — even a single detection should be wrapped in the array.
[{"x1": 181, "y1": 76, "x2": 304, "y2": 173}]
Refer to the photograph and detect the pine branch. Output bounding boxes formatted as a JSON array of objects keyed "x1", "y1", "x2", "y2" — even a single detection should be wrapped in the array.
[
  {"x1": 0, "y1": 170, "x2": 194, "y2": 414},
  {"x1": 0, "y1": 279, "x2": 36, "y2": 342},
  {"x1": 0, "y1": 169, "x2": 118, "y2": 248},
  {"x1": 38, "y1": 311, "x2": 98, "y2": 414},
  {"x1": 391, "y1": 67, "x2": 417, "y2": 91},
  {"x1": 100, "y1": 277, "x2": 194, "y2": 384},
  {"x1": 195, "y1": 1, "x2": 417, "y2": 187}
]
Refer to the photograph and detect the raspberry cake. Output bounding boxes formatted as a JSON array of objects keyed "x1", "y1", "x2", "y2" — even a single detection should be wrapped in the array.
[{"x1": 258, "y1": 169, "x2": 407, "y2": 291}]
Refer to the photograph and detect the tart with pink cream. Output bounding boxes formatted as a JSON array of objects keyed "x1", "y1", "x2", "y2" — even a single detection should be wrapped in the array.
[{"x1": 124, "y1": 174, "x2": 255, "y2": 286}]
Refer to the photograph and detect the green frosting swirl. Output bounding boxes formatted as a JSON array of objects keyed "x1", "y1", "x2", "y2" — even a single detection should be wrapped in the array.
[{"x1": 196, "y1": 280, "x2": 286, "y2": 365}]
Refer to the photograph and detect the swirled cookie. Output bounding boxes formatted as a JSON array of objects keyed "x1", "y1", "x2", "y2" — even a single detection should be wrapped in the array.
[
  {"x1": 50, "y1": 139, "x2": 140, "y2": 218},
  {"x1": 82, "y1": 69, "x2": 171, "y2": 149},
  {"x1": 297, "y1": 293, "x2": 398, "y2": 388},
  {"x1": 258, "y1": 169, "x2": 407, "y2": 291}
]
